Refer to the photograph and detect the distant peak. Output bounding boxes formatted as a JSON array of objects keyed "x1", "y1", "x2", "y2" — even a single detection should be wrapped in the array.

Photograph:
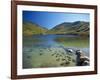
[
  {"x1": 72, "y1": 21, "x2": 89, "y2": 25},
  {"x1": 61, "y1": 22, "x2": 72, "y2": 24}
]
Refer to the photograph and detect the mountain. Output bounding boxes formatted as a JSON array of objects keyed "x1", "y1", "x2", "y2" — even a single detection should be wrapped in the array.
[
  {"x1": 23, "y1": 22, "x2": 48, "y2": 35},
  {"x1": 47, "y1": 21, "x2": 89, "y2": 36},
  {"x1": 23, "y1": 21, "x2": 89, "y2": 36}
]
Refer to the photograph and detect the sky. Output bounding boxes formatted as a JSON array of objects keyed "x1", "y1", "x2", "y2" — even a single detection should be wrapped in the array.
[{"x1": 23, "y1": 11, "x2": 90, "y2": 29}]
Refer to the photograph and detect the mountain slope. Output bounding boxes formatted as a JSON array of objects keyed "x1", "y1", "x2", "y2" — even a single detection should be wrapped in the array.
[
  {"x1": 23, "y1": 22, "x2": 48, "y2": 35},
  {"x1": 47, "y1": 21, "x2": 89, "y2": 36}
]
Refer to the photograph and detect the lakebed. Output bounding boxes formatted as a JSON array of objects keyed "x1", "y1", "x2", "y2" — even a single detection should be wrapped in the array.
[{"x1": 23, "y1": 34, "x2": 89, "y2": 68}]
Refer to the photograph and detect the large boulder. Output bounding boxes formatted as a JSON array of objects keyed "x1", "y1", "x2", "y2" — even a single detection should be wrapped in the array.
[{"x1": 75, "y1": 50, "x2": 89, "y2": 66}]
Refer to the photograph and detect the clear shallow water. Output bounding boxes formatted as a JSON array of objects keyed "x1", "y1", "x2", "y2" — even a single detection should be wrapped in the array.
[{"x1": 23, "y1": 34, "x2": 89, "y2": 68}]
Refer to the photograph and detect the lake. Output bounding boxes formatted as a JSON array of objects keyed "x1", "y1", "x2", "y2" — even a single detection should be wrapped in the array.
[{"x1": 23, "y1": 34, "x2": 89, "y2": 68}]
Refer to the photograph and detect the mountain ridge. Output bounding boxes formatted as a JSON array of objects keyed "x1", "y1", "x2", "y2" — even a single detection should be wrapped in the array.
[
  {"x1": 47, "y1": 21, "x2": 89, "y2": 36},
  {"x1": 23, "y1": 21, "x2": 89, "y2": 36}
]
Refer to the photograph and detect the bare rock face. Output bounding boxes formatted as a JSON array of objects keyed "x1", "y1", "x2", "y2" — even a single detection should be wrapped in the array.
[{"x1": 75, "y1": 50, "x2": 89, "y2": 66}]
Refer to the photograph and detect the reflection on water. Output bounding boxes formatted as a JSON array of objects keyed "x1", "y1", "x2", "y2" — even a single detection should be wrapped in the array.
[{"x1": 23, "y1": 34, "x2": 89, "y2": 68}]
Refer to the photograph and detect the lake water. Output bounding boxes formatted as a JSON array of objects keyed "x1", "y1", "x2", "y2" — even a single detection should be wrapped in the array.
[{"x1": 23, "y1": 34, "x2": 89, "y2": 68}]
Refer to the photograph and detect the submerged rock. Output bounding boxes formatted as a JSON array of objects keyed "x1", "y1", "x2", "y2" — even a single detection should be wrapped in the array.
[
  {"x1": 27, "y1": 55, "x2": 31, "y2": 59},
  {"x1": 39, "y1": 53, "x2": 43, "y2": 55},
  {"x1": 72, "y1": 59, "x2": 76, "y2": 62},
  {"x1": 56, "y1": 58, "x2": 60, "y2": 61},
  {"x1": 67, "y1": 56, "x2": 71, "y2": 61},
  {"x1": 60, "y1": 61, "x2": 70, "y2": 66},
  {"x1": 65, "y1": 61, "x2": 70, "y2": 65},
  {"x1": 62, "y1": 58, "x2": 66, "y2": 61},
  {"x1": 60, "y1": 63, "x2": 64, "y2": 66},
  {"x1": 51, "y1": 53, "x2": 55, "y2": 56}
]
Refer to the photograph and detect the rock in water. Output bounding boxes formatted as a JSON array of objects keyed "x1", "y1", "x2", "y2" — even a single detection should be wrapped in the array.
[
  {"x1": 56, "y1": 58, "x2": 60, "y2": 61},
  {"x1": 63, "y1": 48, "x2": 74, "y2": 55},
  {"x1": 75, "y1": 50, "x2": 90, "y2": 66},
  {"x1": 27, "y1": 55, "x2": 31, "y2": 59},
  {"x1": 39, "y1": 53, "x2": 43, "y2": 55},
  {"x1": 82, "y1": 60, "x2": 89, "y2": 66},
  {"x1": 67, "y1": 49, "x2": 74, "y2": 53}
]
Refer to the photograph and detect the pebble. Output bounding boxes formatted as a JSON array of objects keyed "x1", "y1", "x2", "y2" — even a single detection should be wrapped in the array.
[
  {"x1": 56, "y1": 58, "x2": 60, "y2": 61},
  {"x1": 62, "y1": 58, "x2": 66, "y2": 61},
  {"x1": 39, "y1": 53, "x2": 43, "y2": 55},
  {"x1": 72, "y1": 59, "x2": 75, "y2": 62},
  {"x1": 27, "y1": 55, "x2": 31, "y2": 59},
  {"x1": 60, "y1": 63, "x2": 64, "y2": 66},
  {"x1": 65, "y1": 61, "x2": 70, "y2": 65}
]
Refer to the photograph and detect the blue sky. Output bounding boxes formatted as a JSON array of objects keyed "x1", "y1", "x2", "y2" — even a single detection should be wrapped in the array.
[{"x1": 23, "y1": 11, "x2": 90, "y2": 29}]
